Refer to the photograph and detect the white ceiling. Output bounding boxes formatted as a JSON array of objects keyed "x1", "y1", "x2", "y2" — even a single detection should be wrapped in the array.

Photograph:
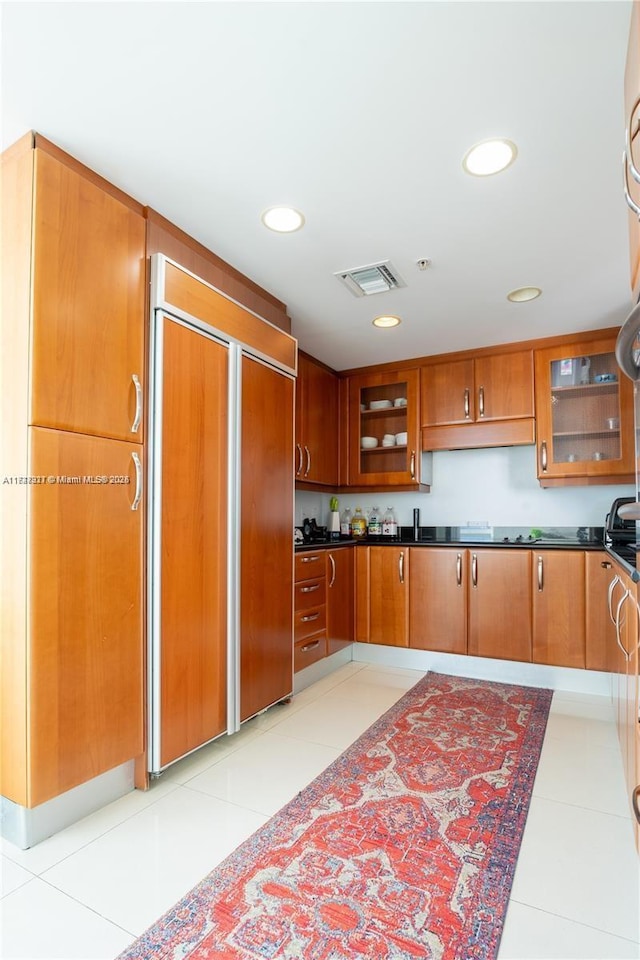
[{"x1": 1, "y1": 1, "x2": 636, "y2": 371}]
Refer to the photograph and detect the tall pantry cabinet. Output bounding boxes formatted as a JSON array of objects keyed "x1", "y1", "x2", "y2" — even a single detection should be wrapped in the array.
[{"x1": 1, "y1": 134, "x2": 146, "y2": 835}]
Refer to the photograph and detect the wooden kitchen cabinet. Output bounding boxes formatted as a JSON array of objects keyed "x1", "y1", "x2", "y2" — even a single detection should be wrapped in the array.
[
  {"x1": 294, "y1": 550, "x2": 328, "y2": 672},
  {"x1": 409, "y1": 548, "x2": 468, "y2": 654},
  {"x1": 1, "y1": 427, "x2": 144, "y2": 807},
  {"x1": 295, "y1": 352, "x2": 339, "y2": 487},
  {"x1": 534, "y1": 337, "x2": 635, "y2": 486},
  {"x1": 369, "y1": 546, "x2": 410, "y2": 647},
  {"x1": 347, "y1": 368, "x2": 428, "y2": 490},
  {"x1": 5, "y1": 135, "x2": 147, "y2": 442},
  {"x1": 468, "y1": 550, "x2": 533, "y2": 662},
  {"x1": 585, "y1": 552, "x2": 619, "y2": 671},
  {"x1": 326, "y1": 547, "x2": 355, "y2": 655},
  {"x1": 532, "y1": 551, "x2": 585, "y2": 668},
  {"x1": 421, "y1": 349, "x2": 535, "y2": 451}
]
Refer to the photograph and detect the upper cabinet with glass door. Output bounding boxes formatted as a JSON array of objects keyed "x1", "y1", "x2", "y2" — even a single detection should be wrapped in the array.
[
  {"x1": 347, "y1": 368, "x2": 429, "y2": 490},
  {"x1": 534, "y1": 337, "x2": 635, "y2": 486}
]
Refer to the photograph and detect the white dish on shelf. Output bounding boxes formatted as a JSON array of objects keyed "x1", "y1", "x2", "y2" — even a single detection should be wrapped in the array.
[
  {"x1": 393, "y1": 397, "x2": 407, "y2": 407},
  {"x1": 369, "y1": 399, "x2": 393, "y2": 410},
  {"x1": 395, "y1": 431, "x2": 408, "y2": 445},
  {"x1": 361, "y1": 436, "x2": 378, "y2": 449}
]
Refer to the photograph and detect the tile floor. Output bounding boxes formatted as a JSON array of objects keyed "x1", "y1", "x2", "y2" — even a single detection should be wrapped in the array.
[{"x1": 1, "y1": 662, "x2": 639, "y2": 960}]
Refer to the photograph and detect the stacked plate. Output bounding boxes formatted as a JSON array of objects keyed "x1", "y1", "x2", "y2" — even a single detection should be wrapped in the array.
[{"x1": 369, "y1": 399, "x2": 393, "y2": 410}]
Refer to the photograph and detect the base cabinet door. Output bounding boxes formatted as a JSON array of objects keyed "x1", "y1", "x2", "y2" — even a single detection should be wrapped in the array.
[
  {"x1": 468, "y1": 550, "x2": 532, "y2": 661},
  {"x1": 369, "y1": 546, "x2": 409, "y2": 647},
  {"x1": 27, "y1": 427, "x2": 143, "y2": 807},
  {"x1": 409, "y1": 548, "x2": 468, "y2": 653},
  {"x1": 585, "y1": 552, "x2": 619, "y2": 671},
  {"x1": 326, "y1": 547, "x2": 355, "y2": 655},
  {"x1": 532, "y1": 551, "x2": 585, "y2": 668}
]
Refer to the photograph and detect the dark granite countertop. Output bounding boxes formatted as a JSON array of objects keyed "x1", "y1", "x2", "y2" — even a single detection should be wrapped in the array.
[{"x1": 295, "y1": 526, "x2": 605, "y2": 551}]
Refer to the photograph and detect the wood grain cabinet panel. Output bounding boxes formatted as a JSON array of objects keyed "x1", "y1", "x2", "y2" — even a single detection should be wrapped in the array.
[
  {"x1": 326, "y1": 547, "x2": 355, "y2": 655},
  {"x1": 409, "y1": 548, "x2": 468, "y2": 654},
  {"x1": 369, "y1": 546, "x2": 409, "y2": 647},
  {"x1": 27, "y1": 427, "x2": 144, "y2": 807},
  {"x1": 30, "y1": 149, "x2": 146, "y2": 441},
  {"x1": 295, "y1": 353, "x2": 339, "y2": 487},
  {"x1": 468, "y1": 550, "x2": 532, "y2": 662},
  {"x1": 585, "y1": 551, "x2": 620, "y2": 671},
  {"x1": 532, "y1": 551, "x2": 585, "y2": 668}
]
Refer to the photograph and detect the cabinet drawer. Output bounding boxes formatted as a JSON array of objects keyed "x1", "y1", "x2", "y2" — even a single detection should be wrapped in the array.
[
  {"x1": 295, "y1": 604, "x2": 326, "y2": 642},
  {"x1": 294, "y1": 632, "x2": 326, "y2": 672},
  {"x1": 294, "y1": 578, "x2": 326, "y2": 609},
  {"x1": 295, "y1": 552, "x2": 325, "y2": 580}
]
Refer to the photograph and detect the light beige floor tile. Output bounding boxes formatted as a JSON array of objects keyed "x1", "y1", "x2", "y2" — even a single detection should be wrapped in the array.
[
  {"x1": 498, "y1": 900, "x2": 640, "y2": 959},
  {"x1": 0, "y1": 877, "x2": 133, "y2": 958},
  {"x1": 41, "y1": 785, "x2": 267, "y2": 937},
  {"x1": 160, "y1": 722, "x2": 261, "y2": 783},
  {"x1": 550, "y1": 691, "x2": 616, "y2": 723},
  {"x1": 185, "y1": 731, "x2": 341, "y2": 815},
  {"x1": 532, "y1": 733, "x2": 630, "y2": 817},
  {"x1": 543, "y1": 710, "x2": 621, "y2": 751},
  {"x1": 510, "y1": 796, "x2": 640, "y2": 942},
  {"x1": 271, "y1": 686, "x2": 404, "y2": 749},
  {"x1": 0, "y1": 856, "x2": 33, "y2": 898},
  {"x1": 0, "y1": 775, "x2": 179, "y2": 875}
]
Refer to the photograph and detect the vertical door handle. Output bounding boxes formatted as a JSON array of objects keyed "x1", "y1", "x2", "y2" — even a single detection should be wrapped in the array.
[
  {"x1": 623, "y1": 152, "x2": 640, "y2": 217},
  {"x1": 131, "y1": 374, "x2": 142, "y2": 433},
  {"x1": 607, "y1": 574, "x2": 621, "y2": 625},
  {"x1": 304, "y1": 445, "x2": 311, "y2": 477},
  {"x1": 540, "y1": 440, "x2": 548, "y2": 473},
  {"x1": 464, "y1": 388, "x2": 470, "y2": 419},
  {"x1": 410, "y1": 450, "x2": 416, "y2": 480},
  {"x1": 478, "y1": 386, "x2": 485, "y2": 418},
  {"x1": 537, "y1": 555, "x2": 544, "y2": 592},
  {"x1": 471, "y1": 552, "x2": 478, "y2": 587},
  {"x1": 456, "y1": 552, "x2": 462, "y2": 586},
  {"x1": 130, "y1": 452, "x2": 142, "y2": 511},
  {"x1": 296, "y1": 443, "x2": 303, "y2": 476},
  {"x1": 615, "y1": 591, "x2": 631, "y2": 660},
  {"x1": 399, "y1": 551, "x2": 405, "y2": 584},
  {"x1": 328, "y1": 553, "x2": 336, "y2": 587},
  {"x1": 626, "y1": 96, "x2": 640, "y2": 183},
  {"x1": 633, "y1": 786, "x2": 640, "y2": 825}
]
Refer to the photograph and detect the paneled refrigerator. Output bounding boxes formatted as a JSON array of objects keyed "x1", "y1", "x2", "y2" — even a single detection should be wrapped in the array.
[{"x1": 147, "y1": 255, "x2": 295, "y2": 774}]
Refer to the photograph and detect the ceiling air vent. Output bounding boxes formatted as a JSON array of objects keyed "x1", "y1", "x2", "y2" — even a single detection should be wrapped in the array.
[{"x1": 335, "y1": 260, "x2": 406, "y2": 297}]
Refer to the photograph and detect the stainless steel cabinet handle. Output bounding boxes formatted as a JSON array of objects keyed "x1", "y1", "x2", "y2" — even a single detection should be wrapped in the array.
[
  {"x1": 328, "y1": 554, "x2": 336, "y2": 588},
  {"x1": 304, "y1": 445, "x2": 311, "y2": 477},
  {"x1": 615, "y1": 591, "x2": 630, "y2": 660},
  {"x1": 607, "y1": 574, "x2": 621, "y2": 625},
  {"x1": 300, "y1": 583, "x2": 320, "y2": 593},
  {"x1": 540, "y1": 441, "x2": 548, "y2": 474},
  {"x1": 295, "y1": 443, "x2": 303, "y2": 477},
  {"x1": 300, "y1": 555, "x2": 320, "y2": 562},
  {"x1": 626, "y1": 98, "x2": 640, "y2": 183},
  {"x1": 623, "y1": 152, "x2": 640, "y2": 217},
  {"x1": 301, "y1": 639, "x2": 321, "y2": 653},
  {"x1": 633, "y1": 785, "x2": 640, "y2": 825},
  {"x1": 629, "y1": 593, "x2": 640, "y2": 658},
  {"x1": 464, "y1": 388, "x2": 470, "y2": 419},
  {"x1": 399, "y1": 551, "x2": 405, "y2": 584},
  {"x1": 478, "y1": 386, "x2": 485, "y2": 418},
  {"x1": 131, "y1": 452, "x2": 142, "y2": 511},
  {"x1": 537, "y1": 555, "x2": 544, "y2": 592},
  {"x1": 131, "y1": 374, "x2": 142, "y2": 433},
  {"x1": 456, "y1": 552, "x2": 462, "y2": 586},
  {"x1": 410, "y1": 450, "x2": 416, "y2": 480},
  {"x1": 301, "y1": 612, "x2": 320, "y2": 623},
  {"x1": 471, "y1": 552, "x2": 478, "y2": 588}
]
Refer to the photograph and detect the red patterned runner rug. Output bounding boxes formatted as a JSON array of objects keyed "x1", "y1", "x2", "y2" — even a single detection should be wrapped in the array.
[{"x1": 119, "y1": 672, "x2": 552, "y2": 960}]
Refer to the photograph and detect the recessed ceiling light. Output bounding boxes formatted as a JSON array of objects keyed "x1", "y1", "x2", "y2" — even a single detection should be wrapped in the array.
[
  {"x1": 463, "y1": 139, "x2": 518, "y2": 176},
  {"x1": 507, "y1": 286, "x2": 542, "y2": 303},
  {"x1": 261, "y1": 206, "x2": 305, "y2": 233},
  {"x1": 372, "y1": 315, "x2": 402, "y2": 329}
]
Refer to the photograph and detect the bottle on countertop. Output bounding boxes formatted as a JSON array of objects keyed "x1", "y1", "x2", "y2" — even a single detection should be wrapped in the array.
[
  {"x1": 368, "y1": 505, "x2": 382, "y2": 536},
  {"x1": 382, "y1": 506, "x2": 398, "y2": 537},
  {"x1": 350, "y1": 506, "x2": 367, "y2": 539},
  {"x1": 340, "y1": 507, "x2": 352, "y2": 538}
]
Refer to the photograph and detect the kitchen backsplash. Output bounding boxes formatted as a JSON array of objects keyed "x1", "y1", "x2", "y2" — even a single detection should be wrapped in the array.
[{"x1": 295, "y1": 445, "x2": 635, "y2": 528}]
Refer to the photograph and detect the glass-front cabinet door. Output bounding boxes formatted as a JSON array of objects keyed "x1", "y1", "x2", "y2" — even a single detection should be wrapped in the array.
[
  {"x1": 347, "y1": 368, "x2": 424, "y2": 488},
  {"x1": 534, "y1": 338, "x2": 635, "y2": 484}
]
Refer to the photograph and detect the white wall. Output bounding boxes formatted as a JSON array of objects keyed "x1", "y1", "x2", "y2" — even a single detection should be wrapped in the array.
[{"x1": 295, "y1": 444, "x2": 635, "y2": 529}]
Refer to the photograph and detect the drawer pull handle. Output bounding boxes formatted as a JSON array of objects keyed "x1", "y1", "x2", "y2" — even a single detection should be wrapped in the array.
[
  {"x1": 301, "y1": 612, "x2": 320, "y2": 623},
  {"x1": 300, "y1": 555, "x2": 320, "y2": 562},
  {"x1": 131, "y1": 452, "x2": 142, "y2": 511},
  {"x1": 300, "y1": 584, "x2": 320, "y2": 593},
  {"x1": 301, "y1": 639, "x2": 320, "y2": 653}
]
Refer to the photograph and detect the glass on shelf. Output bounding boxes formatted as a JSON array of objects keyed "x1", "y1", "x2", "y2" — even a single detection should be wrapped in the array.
[{"x1": 549, "y1": 352, "x2": 622, "y2": 463}]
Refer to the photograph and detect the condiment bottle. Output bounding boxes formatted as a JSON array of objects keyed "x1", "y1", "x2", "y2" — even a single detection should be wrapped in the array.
[
  {"x1": 350, "y1": 506, "x2": 367, "y2": 539},
  {"x1": 382, "y1": 506, "x2": 397, "y2": 537},
  {"x1": 340, "y1": 507, "x2": 352, "y2": 538},
  {"x1": 368, "y1": 506, "x2": 382, "y2": 536}
]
